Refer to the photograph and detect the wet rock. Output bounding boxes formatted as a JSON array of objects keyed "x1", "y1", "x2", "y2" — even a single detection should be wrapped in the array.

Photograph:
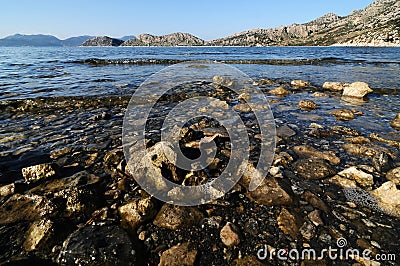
[
  {"x1": 210, "y1": 99, "x2": 229, "y2": 110},
  {"x1": 293, "y1": 145, "x2": 340, "y2": 165},
  {"x1": 153, "y1": 204, "x2": 204, "y2": 230},
  {"x1": 22, "y1": 163, "x2": 56, "y2": 183},
  {"x1": 118, "y1": 197, "x2": 157, "y2": 231},
  {"x1": 372, "y1": 152, "x2": 393, "y2": 172},
  {"x1": 342, "y1": 82, "x2": 373, "y2": 98},
  {"x1": 233, "y1": 103, "x2": 252, "y2": 112},
  {"x1": 220, "y1": 222, "x2": 241, "y2": 247},
  {"x1": 213, "y1": 76, "x2": 234, "y2": 88},
  {"x1": 50, "y1": 147, "x2": 72, "y2": 159},
  {"x1": 300, "y1": 221, "x2": 316, "y2": 240},
  {"x1": 293, "y1": 159, "x2": 336, "y2": 179},
  {"x1": 277, "y1": 208, "x2": 302, "y2": 239},
  {"x1": 0, "y1": 183, "x2": 25, "y2": 197},
  {"x1": 343, "y1": 143, "x2": 377, "y2": 157},
  {"x1": 329, "y1": 175, "x2": 358, "y2": 188},
  {"x1": 343, "y1": 136, "x2": 370, "y2": 144},
  {"x1": 23, "y1": 219, "x2": 54, "y2": 251},
  {"x1": 57, "y1": 225, "x2": 135, "y2": 265},
  {"x1": 370, "y1": 132, "x2": 400, "y2": 149},
  {"x1": 269, "y1": 87, "x2": 290, "y2": 96},
  {"x1": 158, "y1": 242, "x2": 197, "y2": 266},
  {"x1": 336, "y1": 166, "x2": 374, "y2": 188},
  {"x1": 245, "y1": 177, "x2": 293, "y2": 206},
  {"x1": 330, "y1": 109, "x2": 355, "y2": 121},
  {"x1": 302, "y1": 191, "x2": 329, "y2": 212},
  {"x1": 276, "y1": 125, "x2": 296, "y2": 138},
  {"x1": 307, "y1": 210, "x2": 324, "y2": 226},
  {"x1": 386, "y1": 167, "x2": 400, "y2": 185},
  {"x1": 389, "y1": 113, "x2": 400, "y2": 130},
  {"x1": 371, "y1": 181, "x2": 400, "y2": 218},
  {"x1": 298, "y1": 100, "x2": 318, "y2": 110},
  {"x1": 322, "y1": 82, "x2": 349, "y2": 91},
  {"x1": 232, "y1": 255, "x2": 266, "y2": 266},
  {"x1": 238, "y1": 92, "x2": 251, "y2": 102},
  {"x1": 0, "y1": 194, "x2": 56, "y2": 225},
  {"x1": 291, "y1": 80, "x2": 310, "y2": 88},
  {"x1": 104, "y1": 149, "x2": 124, "y2": 173}
]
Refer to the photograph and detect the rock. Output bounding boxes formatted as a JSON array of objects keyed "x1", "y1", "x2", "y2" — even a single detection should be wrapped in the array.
[
  {"x1": 370, "y1": 132, "x2": 400, "y2": 149},
  {"x1": 302, "y1": 191, "x2": 329, "y2": 212},
  {"x1": 57, "y1": 225, "x2": 135, "y2": 265},
  {"x1": 122, "y1": 32, "x2": 204, "y2": 46},
  {"x1": 300, "y1": 221, "x2": 316, "y2": 240},
  {"x1": 293, "y1": 159, "x2": 336, "y2": 179},
  {"x1": 276, "y1": 125, "x2": 296, "y2": 138},
  {"x1": 386, "y1": 167, "x2": 400, "y2": 185},
  {"x1": 118, "y1": 197, "x2": 158, "y2": 231},
  {"x1": 158, "y1": 242, "x2": 197, "y2": 266},
  {"x1": 0, "y1": 194, "x2": 56, "y2": 225},
  {"x1": 308, "y1": 210, "x2": 324, "y2": 226},
  {"x1": 390, "y1": 113, "x2": 400, "y2": 130},
  {"x1": 328, "y1": 175, "x2": 358, "y2": 188},
  {"x1": 104, "y1": 149, "x2": 124, "y2": 173},
  {"x1": 210, "y1": 99, "x2": 229, "y2": 110},
  {"x1": 336, "y1": 166, "x2": 374, "y2": 188},
  {"x1": 245, "y1": 177, "x2": 293, "y2": 206},
  {"x1": 0, "y1": 183, "x2": 25, "y2": 197},
  {"x1": 238, "y1": 93, "x2": 251, "y2": 102},
  {"x1": 330, "y1": 109, "x2": 355, "y2": 121},
  {"x1": 23, "y1": 219, "x2": 54, "y2": 251},
  {"x1": 22, "y1": 163, "x2": 56, "y2": 183},
  {"x1": 343, "y1": 143, "x2": 377, "y2": 157},
  {"x1": 371, "y1": 181, "x2": 400, "y2": 218},
  {"x1": 291, "y1": 80, "x2": 310, "y2": 88},
  {"x1": 213, "y1": 75, "x2": 234, "y2": 88},
  {"x1": 298, "y1": 100, "x2": 318, "y2": 110},
  {"x1": 293, "y1": 145, "x2": 340, "y2": 165},
  {"x1": 342, "y1": 82, "x2": 373, "y2": 98},
  {"x1": 343, "y1": 136, "x2": 370, "y2": 144},
  {"x1": 322, "y1": 82, "x2": 349, "y2": 91},
  {"x1": 220, "y1": 222, "x2": 241, "y2": 247},
  {"x1": 277, "y1": 208, "x2": 301, "y2": 239},
  {"x1": 153, "y1": 204, "x2": 204, "y2": 230},
  {"x1": 81, "y1": 36, "x2": 124, "y2": 46},
  {"x1": 50, "y1": 147, "x2": 72, "y2": 159},
  {"x1": 269, "y1": 87, "x2": 290, "y2": 96},
  {"x1": 232, "y1": 255, "x2": 266, "y2": 266},
  {"x1": 372, "y1": 152, "x2": 393, "y2": 172}
]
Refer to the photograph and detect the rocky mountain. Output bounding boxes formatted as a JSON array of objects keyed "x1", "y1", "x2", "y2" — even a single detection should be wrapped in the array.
[
  {"x1": 121, "y1": 32, "x2": 204, "y2": 46},
  {"x1": 206, "y1": 0, "x2": 400, "y2": 46},
  {"x1": 81, "y1": 36, "x2": 124, "y2": 46},
  {"x1": 0, "y1": 34, "x2": 94, "y2": 47}
]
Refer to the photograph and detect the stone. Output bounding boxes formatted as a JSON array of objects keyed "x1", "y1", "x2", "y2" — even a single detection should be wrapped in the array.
[
  {"x1": 232, "y1": 255, "x2": 266, "y2": 266},
  {"x1": 371, "y1": 181, "x2": 400, "y2": 218},
  {"x1": 330, "y1": 109, "x2": 355, "y2": 121},
  {"x1": 293, "y1": 159, "x2": 336, "y2": 179},
  {"x1": 118, "y1": 197, "x2": 157, "y2": 231},
  {"x1": 328, "y1": 175, "x2": 358, "y2": 188},
  {"x1": 57, "y1": 225, "x2": 135, "y2": 265},
  {"x1": 213, "y1": 75, "x2": 235, "y2": 88},
  {"x1": 337, "y1": 166, "x2": 374, "y2": 188},
  {"x1": 293, "y1": 145, "x2": 340, "y2": 165},
  {"x1": 210, "y1": 99, "x2": 229, "y2": 110},
  {"x1": 298, "y1": 100, "x2": 319, "y2": 110},
  {"x1": 343, "y1": 136, "x2": 370, "y2": 144},
  {"x1": 104, "y1": 149, "x2": 124, "y2": 173},
  {"x1": 390, "y1": 113, "x2": 400, "y2": 130},
  {"x1": 291, "y1": 80, "x2": 310, "y2": 88},
  {"x1": 302, "y1": 191, "x2": 329, "y2": 212},
  {"x1": 386, "y1": 167, "x2": 400, "y2": 185},
  {"x1": 300, "y1": 221, "x2": 316, "y2": 240},
  {"x1": 372, "y1": 152, "x2": 393, "y2": 173},
  {"x1": 276, "y1": 125, "x2": 296, "y2": 138},
  {"x1": 308, "y1": 210, "x2": 324, "y2": 226},
  {"x1": 245, "y1": 177, "x2": 293, "y2": 206},
  {"x1": 50, "y1": 147, "x2": 72, "y2": 159},
  {"x1": 158, "y1": 242, "x2": 197, "y2": 266},
  {"x1": 153, "y1": 204, "x2": 204, "y2": 230},
  {"x1": 0, "y1": 183, "x2": 25, "y2": 197},
  {"x1": 342, "y1": 82, "x2": 373, "y2": 98},
  {"x1": 220, "y1": 222, "x2": 241, "y2": 247},
  {"x1": 342, "y1": 143, "x2": 377, "y2": 157},
  {"x1": 238, "y1": 93, "x2": 252, "y2": 102},
  {"x1": 23, "y1": 219, "x2": 54, "y2": 251},
  {"x1": 277, "y1": 208, "x2": 301, "y2": 239},
  {"x1": 22, "y1": 163, "x2": 56, "y2": 183},
  {"x1": 322, "y1": 82, "x2": 349, "y2": 91},
  {"x1": 269, "y1": 87, "x2": 290, "y2": 96},
  {"x1": 81, "y1": 36, "x2": 124, "y2": 46}
]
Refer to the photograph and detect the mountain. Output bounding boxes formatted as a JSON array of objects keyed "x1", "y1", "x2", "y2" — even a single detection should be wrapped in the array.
[
  {"x1": 62, "y1": 36, "x2": 95, "y2": 46},
  {"x1": 206, "y1": 0, "x2": 400, "y2": 46},
  {"x1": 0, "y1": 34, "x2": 63, "y2": 47},
  {"x1": 121, "y1": 32, "x2": 204, "y2": 46},
  {"x1": 120, "y1": 35, "x2": 136, "y2": 41},
  {"x1": 81, "y1": 36, "x2": 124, "y2": 46}
]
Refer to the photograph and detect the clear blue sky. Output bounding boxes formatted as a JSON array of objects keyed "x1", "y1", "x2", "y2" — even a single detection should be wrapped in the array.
[{"x1": 1, "y1": 0, "x2": 375, "y2": 40}]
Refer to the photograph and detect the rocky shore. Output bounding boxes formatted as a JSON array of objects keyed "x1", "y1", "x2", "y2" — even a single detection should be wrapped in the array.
[{"x1": 0, "y1": 77, "x2": 399, "y2": 265}]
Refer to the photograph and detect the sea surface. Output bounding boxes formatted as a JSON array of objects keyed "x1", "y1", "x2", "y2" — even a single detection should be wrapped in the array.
[{"x1": 0, "y1": 46, "x2": 399, "y2": 100}]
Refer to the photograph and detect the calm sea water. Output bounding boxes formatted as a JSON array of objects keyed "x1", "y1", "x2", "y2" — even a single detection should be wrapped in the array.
[{"x1": 0, "y1": 46, "x2": 399, "y2": 100}]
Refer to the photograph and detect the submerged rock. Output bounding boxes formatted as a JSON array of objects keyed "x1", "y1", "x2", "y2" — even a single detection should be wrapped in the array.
[
  {"x1": 293, "y1": 159, "x2": 336, "y2": 179},
  {"x1": 322, "y1": 82, "x2": 349, "y2": 91},
  {"x1": 57, "y1": 225, "x2": 135, "y2": 265},
  {"x1": 22, "y1": 163, "x2": 56, "y2": 183},
  {"x1": 293, "y1": 145, "x2": 340, "y2": 165},
  {"x1": 291, "y1": 80, "x2": 310, "y2": 88},
  {"x1": 158, "y1": 242, "x2": 197, "y2": 266},
  {"x1": 330, "y1": 109, "x2": 355, "y2": 121},
  {"x1": 153, "y1": 204, "x2": 204, "y2": 230},
  {"x1": 389, "y1": 112, "x2": 400, "y2": 130},
  {"x1": 269, "y1": 87, "x2": 290, "y2": 96},
  {"x1": 298, "y1": 100, "x2": 319, "y2": 110},
  {"x1": 342, "y1": 82, "x2": 373, "y2": 98},
  {"x1": 245, "y1": 177, "x2": 293, "y2": 206}
]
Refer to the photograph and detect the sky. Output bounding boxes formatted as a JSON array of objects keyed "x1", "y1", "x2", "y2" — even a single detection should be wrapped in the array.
[{"x1": 1, "y1": 0, "x2": 376, "y2": 40}]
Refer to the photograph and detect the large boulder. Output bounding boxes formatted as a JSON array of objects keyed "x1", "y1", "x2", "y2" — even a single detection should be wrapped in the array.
[{"x1": 342, "y1": 82, "x2": 373, "y2": 98}]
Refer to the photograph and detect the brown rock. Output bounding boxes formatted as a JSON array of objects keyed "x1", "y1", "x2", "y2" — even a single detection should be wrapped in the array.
[
  {"x1": 302, "y1": 191, "x2": 329, "y2": 212},
  {"x1": 220, "y1": 222, "x2": 241, "y2": 247},
  {"x1": 291, "y1": 80, "x2": 310, "y2": 88},
  {"x1": 23, "y1": 219, "x2": 54, "y2": 251},
  {"x1": 343, "y1": 136, "x2": 370, "y2": 144},
  {"x1": 342, "y1": 82, "x2": 373, "y2": 98},
  {"x1": 158, "y1": 242, "x2": 197, "y2": 266},
  {"x1": 119, "y1": 197, "x2": 157, "y2": 230},
  {"x1": 245, "y1": 177, "x2": 293, "y2": 206},
  {"x1": 330, "y1": 109, "x2": 355, "y2": 121},
  {"x1": 390, "y1": 113, "x2": 400, "y2": 130},
  {"x1": 293, "y1": 145, "x2": 340, "y2": 165},
  {"x1": 293, "y1": 159, "x2": 336, "y2": 179},
  {"x1": 277, "y1": 208, "x2": 302, "y2": 238},
  {"x1": 232, "y1": 255, "x2": 266, "y2": 266},
  {"x1": 386, "y1": 167, "x2": 400, "y2": 185},
  {"x1": 307, "y1": 210, "x2": 324, "y2": 226},
  {"x1": 299, "y1": 100, "x2": 319, "y2": 110},
  {"x1": 322, "y1": 82, "x2": 349, "y2": 91},
  {"x1": 371, "y1": 181, "x2": 400, "y2": 218},
  {"x1": 0, "y1": 183, "x2": 25, "y2": 197},
  {"x1": 269, "y1": 86, "x2": 290, "y2": 96},
  {"x1": 337, "y1": 166, "x2": 374, "y2": 188},
  {"x1": 328, "y1": 175, "x2": 358, "y2": 188},
  {"x1": 22, "y1": 163, "x2": 56, "y2": 183},
  {"x1": 153, "y1": 204, "x2": 204, "y2": 230},
  {"x1": 300, "y1": 221, "x2": 316, "y2": 240}
]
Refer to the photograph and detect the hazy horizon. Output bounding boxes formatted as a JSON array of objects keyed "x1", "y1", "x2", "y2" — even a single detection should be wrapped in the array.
[{"x1": 1, "y1": 0, "x2": 375, "y2": 41}]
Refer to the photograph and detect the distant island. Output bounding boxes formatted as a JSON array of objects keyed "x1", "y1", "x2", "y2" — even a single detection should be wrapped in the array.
[{"x1": 1, "y1": 0, "x2": 399, "y2": 47}]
